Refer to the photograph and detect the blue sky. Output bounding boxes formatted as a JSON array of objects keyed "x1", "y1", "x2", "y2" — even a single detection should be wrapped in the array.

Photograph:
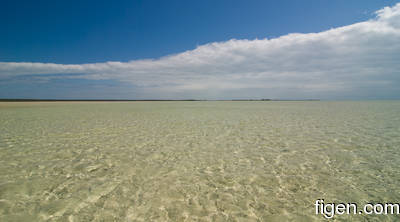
[{"x1": 1, "y1": 0, "x2": 400, "y2": 99}]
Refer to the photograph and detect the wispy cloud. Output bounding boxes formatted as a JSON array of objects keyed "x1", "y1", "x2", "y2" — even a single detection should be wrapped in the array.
[{"x1": 1, "y1": 3, "x2": 400, "y2": 99}]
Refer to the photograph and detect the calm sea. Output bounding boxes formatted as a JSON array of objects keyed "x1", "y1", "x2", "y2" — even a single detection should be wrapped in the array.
[{"x1": 1, "y1": 101, "x2": 399, "y2": 221}]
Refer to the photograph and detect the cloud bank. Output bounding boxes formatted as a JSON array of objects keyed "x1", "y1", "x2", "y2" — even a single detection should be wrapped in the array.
[{"x1": 1, "y1": 3, "x2": 400, "y2": 99}]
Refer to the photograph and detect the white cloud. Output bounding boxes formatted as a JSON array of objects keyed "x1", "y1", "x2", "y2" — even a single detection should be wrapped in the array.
[{"x1": 1, "y1": 3, "x2": 400, "y2": 99}]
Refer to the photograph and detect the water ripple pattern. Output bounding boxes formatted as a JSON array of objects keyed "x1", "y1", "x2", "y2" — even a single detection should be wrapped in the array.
[{"x1": 0, "y1": 101, "x2": 400, "y2": 221}]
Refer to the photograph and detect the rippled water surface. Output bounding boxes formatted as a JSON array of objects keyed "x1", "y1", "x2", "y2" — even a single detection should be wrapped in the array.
[{"x1": 1, "y1": 101, "x2": 400, "y2": 221}]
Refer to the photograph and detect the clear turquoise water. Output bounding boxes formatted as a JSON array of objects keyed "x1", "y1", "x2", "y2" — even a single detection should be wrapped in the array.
[{"x1": 0, "y1": 101, "x2": 400, "y2": 221}]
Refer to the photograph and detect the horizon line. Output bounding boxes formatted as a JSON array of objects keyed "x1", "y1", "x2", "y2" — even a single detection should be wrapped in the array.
[{"x1": 0, "y1": 98, "x2": 321, "y2": 102}]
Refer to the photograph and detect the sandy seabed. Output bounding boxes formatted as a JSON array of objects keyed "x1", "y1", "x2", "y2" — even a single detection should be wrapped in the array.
[{"x1": 1, "y1": 101, "x2": 400, "y2": 221}]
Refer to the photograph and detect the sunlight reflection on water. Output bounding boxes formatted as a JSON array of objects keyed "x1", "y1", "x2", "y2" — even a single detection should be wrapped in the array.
[{"x1": 0, "y1": 101, "x2": 400, "y2": 221}]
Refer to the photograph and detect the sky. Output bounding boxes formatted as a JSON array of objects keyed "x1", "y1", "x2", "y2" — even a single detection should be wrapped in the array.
[{"x1": 0, "y1": 0, "x2": 399, "y2": 100}]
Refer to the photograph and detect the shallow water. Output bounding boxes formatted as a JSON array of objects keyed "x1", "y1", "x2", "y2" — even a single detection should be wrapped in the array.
[{"x1": 0, "y1": 101, "x2": 400, "y2": 221}]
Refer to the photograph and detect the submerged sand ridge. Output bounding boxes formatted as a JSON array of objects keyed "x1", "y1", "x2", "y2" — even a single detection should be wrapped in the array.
[{"x1": 0, "y1": 101, "x2": 400, "y2": 221}]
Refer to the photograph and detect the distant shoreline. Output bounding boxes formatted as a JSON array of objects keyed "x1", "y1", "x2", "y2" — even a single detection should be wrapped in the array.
[{"x1": 0, "y1": 99, "x2": 320, "y2": 102}]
